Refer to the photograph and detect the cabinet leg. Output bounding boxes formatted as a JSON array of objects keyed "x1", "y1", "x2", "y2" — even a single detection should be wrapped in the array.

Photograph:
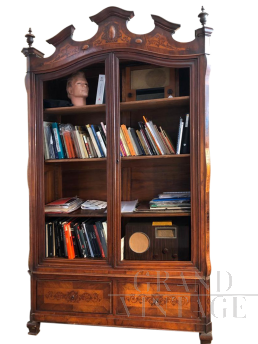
[
  {"x1": 199, "y1": 332, "x2": 212, "y2": 344},
  {"x1": 27, "y1": 321, "x2": 40, "y2": 335}
]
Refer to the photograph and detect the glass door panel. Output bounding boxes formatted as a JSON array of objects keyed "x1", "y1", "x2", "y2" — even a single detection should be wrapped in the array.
[
  {"x1": 118, "y1": 59, "x2": 191, "y2": 263},
  {"x1": 43, "y1": 60, "x2": 108, "y2": 262}
]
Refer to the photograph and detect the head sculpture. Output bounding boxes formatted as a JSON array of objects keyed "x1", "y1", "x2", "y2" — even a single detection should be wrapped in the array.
[{"x1": 66, "y1": 70, "x2": 89, "y2": 106}]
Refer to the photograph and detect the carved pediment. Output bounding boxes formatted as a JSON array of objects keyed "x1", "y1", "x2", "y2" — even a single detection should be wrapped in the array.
[{"x1": 22, "y1": 6, "x2": 213, "y2": 72}]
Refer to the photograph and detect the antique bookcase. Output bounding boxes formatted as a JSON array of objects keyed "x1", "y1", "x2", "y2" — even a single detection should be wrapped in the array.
[{"x1": 22, "y1": 6, "x2": 213, "y2": 344}]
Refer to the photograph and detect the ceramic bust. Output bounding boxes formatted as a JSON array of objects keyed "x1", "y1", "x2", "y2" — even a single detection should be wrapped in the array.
[{"x1": 66, "y1": 71, "x2": 89, "y2": 106}]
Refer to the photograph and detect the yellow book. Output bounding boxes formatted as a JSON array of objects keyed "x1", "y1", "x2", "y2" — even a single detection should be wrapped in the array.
[{"x1": 121, "y1": 124, "x2": 136, "y2": 156}]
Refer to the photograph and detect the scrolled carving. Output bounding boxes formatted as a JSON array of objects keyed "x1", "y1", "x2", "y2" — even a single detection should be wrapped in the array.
[
  {"x1": 45, "y1": 290, "x2": 102, "y2": 303},
  {"x1": 125, "y1": 294, "x2": 189, "y2": 307}
]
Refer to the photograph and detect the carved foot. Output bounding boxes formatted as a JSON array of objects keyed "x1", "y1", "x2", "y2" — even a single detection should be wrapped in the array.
[
  {"x1": 27, "y1": 321, "x2": 40, "y2": 335},
  {"x1": 200, "y1": 332, "x2": 212, "y2": 344}
]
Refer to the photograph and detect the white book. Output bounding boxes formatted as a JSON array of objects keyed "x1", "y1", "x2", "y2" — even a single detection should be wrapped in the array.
[
  {"x1": 95, "y1": 74, "x2": 105, "y2": 104},
  {"x1": 148, "y1": 120, "x2": 166, "y2": 155},
  {"x1": 121, "y1": 237, "x2": 124, "y2": 261},
  {"x1": 102, "y1": 222, "x2": 107, "y2": 242},
  {"x1": 176, "y1": 118, "x2": 184, "y2": 154}
]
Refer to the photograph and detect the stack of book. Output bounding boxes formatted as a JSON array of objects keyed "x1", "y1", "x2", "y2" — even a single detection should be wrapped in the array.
[
  {"x1": 120, "y1": 116, "x2": 176, "y2": 156},
  {"x1": 45, "y1": 197, "x2": 83, "y2": 213},
  {"x1": 45, "y1": 217, "x2": 107, "y2": 259},
  {"x1": 43, "y1": 121, "x2": 107, "y2": 160},
  {"x1": 149, "y1": 191, "x2": 191, "y2": 212}
]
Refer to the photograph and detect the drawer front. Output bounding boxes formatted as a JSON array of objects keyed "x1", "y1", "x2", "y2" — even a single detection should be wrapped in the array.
[
  {"x1": 37, "y1": 280, "x2": 111, "y2": 314},
  {"x1": 116, "y1": 282, "x2": 199, "y2": 319}
]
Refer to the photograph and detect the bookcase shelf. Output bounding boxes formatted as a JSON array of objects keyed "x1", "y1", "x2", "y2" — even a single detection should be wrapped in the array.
[
  {"x1": 44, "y1": 154, "x2": 190, "y2": 163},
  {"x1": 23, "y1": 6, "x2": 212, "y2": 342},
  {"x1": 43, "y1": 96, "x2": 189, "y2": 117}
]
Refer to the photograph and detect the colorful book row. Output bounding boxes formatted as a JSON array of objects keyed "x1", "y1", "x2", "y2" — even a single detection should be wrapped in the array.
[
  {"x1": 43, "y1": 122, "x2": 107, "y2": 159},
  {"x1": 45, "y1": 218, "x2": 107, "y2": 259}
]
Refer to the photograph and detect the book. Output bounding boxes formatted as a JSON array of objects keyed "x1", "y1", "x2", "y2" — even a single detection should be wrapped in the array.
[
  {"x1": 52, "y1": 122, "x2": 65, "y2": 159},
  {"x1": 121, "y1": 125, "x2": 136, "y2": 156},
  {"x1": 82, "y1": 221, "x2": 94, "y2": 257},
  {"x1": 180, "y1": 114, "x2": 190, "y2": 154},
  {"x1": 81, "y1": 200, "x2": 107, "y2": 210},
  {"x1": 143, "y1": 116, "x2": 163, "y2": 155},
  {"x1": 93, "y1": 224, "x2": 105, "y2": 258},
  {"x1": 45, "y1": 197, "x2": 83, "y2": 213},
  {"x1": 86, "y1": 124, "x2": 102, "y2": 158},
  {"x1": 63, "y1": 220, "x2": 76, "y2": 259},
  {"x1": 176, "y1": 117, "x2": 184, "y2": 154},
  {"x1": 91, "y1": 125, "x2": 105, "y2": 157},
  {"x1": 95, "y1": 220, "x2": 107, "y2": 257},
  {"x1": 95, "y1": 74, "x2": 106, "y2": 104},
  {"x1": 43, "y1": 122, "x2": 55, "y2": 159}
]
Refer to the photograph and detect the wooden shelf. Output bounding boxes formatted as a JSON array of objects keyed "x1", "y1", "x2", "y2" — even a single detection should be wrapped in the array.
[
  {"x1": 45, "y1": 208, "x2": 107, "y2": 217},
  {"x1": 44, "y1": 154, "x2": 190, "y2": 163},
  {"x1": 120, "y1": 96, "x2": 189, "y2": 112},
  {"x1": 43, "y1": 96, "x2": 189, "y2": 116},
  {"x1": 121, "y1": 212, "x2": 190, "y2": 217}
]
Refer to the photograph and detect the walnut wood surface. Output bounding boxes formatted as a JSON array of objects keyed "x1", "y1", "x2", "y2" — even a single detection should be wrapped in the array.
[{"x1": 23, "y1": 6, "x2": 212, "y2": 342}]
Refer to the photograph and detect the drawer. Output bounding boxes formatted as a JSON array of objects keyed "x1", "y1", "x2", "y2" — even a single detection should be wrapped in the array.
[
  {"x1": 116, "y1": 282, "x2": 199, "y2": 319},
  {"x1": 37, "y1": 280, "x2": 112, "y2": 314}
]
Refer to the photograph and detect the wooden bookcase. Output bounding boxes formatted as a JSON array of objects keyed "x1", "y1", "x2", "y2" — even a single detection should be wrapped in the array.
[{"x1": 22, "y1": 6, "x2": 213, "y2": 343}]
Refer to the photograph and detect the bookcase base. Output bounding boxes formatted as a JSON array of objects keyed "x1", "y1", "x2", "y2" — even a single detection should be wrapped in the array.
[
  {"x1": 200, "y1": 332, "x2": 213, "y2": 344},
  {"x1": 27, "y1": 321, "x2": 40, "y2": 335}
]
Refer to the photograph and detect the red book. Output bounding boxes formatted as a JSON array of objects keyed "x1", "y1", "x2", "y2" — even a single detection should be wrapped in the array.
[
  {"x1": 63, "y1": 222, "x2": 75, "y2": 259},
  {"x1": 93, "y1": 224, "x2": 105, "y2": 258}
]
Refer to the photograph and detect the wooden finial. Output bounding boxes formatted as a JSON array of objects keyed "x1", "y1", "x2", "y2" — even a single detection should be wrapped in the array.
[
  {"x1": 25, "y1": 28, "x2": 35, "y2": 47},
  {"x1": 21, "y1": 27, "x2": 45, "y2": 57},
  {"x1": 198, "y1": 6, "x2": 208, "y2": 27}
]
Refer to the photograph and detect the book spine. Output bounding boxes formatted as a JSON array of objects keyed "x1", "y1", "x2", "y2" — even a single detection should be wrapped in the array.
[
  {"x1": 98, "y1": 124, "x2": 107, "y2": 147},
  {"x1": 59, "y1": 125, "x2": 68, "y2": 158},
  {"x1": 121, "y1": 124, "x2": 136, "y2": 156},
  {"x1": 144, "y1": 124, "x2": 159, "y2": 155},
  {"x1": 86, "y1": 125, "x2": 101, "y2": 157},
  {"x1": 153, "y1": 124, "x2": 170, "y2": 154},
  {"x1": 128, "y1": 128, "x2": 139, "y2": 155},
  {"x1": 130, "y1": 127, "x2": 144, "y2": 155},
  {"x1": 138, "y1": 122, "x2": 155, "y2": 155},
  {"x1": 100, "y1": 121, "x2": 107, "y2": 135},
  {"x1": 97, "y1": 131, "x2": 107, "y2": 157},
  {"x1": 82, "y1": 134, "x2": 92, "y2": 158},
  {"x1": 180, "y1": 114, "x2": 190, "y2": 154},
  {"x1": 43, "y1": 124, "x2": 50, "y2": 159},
  {"x1": 162, "y1": 128, "x2": 176, "y2": 154},
  {"x1": 49, "y1": 126, "x2": 59, "y2": 159},
  {"x1": 120, "y1": 128, "x2": 131, "y2": 156},
  {"x1": 95, "y1": 221, "x2": 107, "y2": 257},
  {"x1": 74, "y1": 126, "x2": 84, "y2": 158},
  {"x1": 120, "y1": 139, "x2": 127, "y2": 156},
  {"x1": 63, "y1": 223, "x2": 75, "y2": 259},
  {"x1": 136, "y1": 130, "x2": 149, "y2": 155},
  {"x1": 176, "y1": 118, "x2": 184, "y2": 154},
  {"x1": 83, "y1": 223, "x2": 94, "y2": 257},
  {"x1": 95, "y1": 75, "x2": 106, "y2": 104},
  {"x1": 143, "y1": 117, "x2": 163, "y2": 155},
  {"x1": 93, "y1": 225, "x2": 105, "y2": 258},
  {"x1": 48, "y1": 222, "x2": 54, "y2": 257},
  {"x1": 52, "y1": 123, "x2": 65, "y2": 159},
  {"x1": 45, "y1": 223, "x2": 48, "y2": 257},
  {"x1": 79, "y1": 133, "x2": 89, "y2": 158},
  {"x1": 46, "y1": 125, "x2": 56, "y2": 159},
  {"x1": 91, "y1": 125, "x2": 105, "y2": 157}
]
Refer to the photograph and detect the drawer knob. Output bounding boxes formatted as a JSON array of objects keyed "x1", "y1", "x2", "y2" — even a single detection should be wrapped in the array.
[
  {"x1": 172, "y1": 253, "x2": 178, "y2": 259},
  {"x1": 162, "y1": 248, "x2": 169, "y2": 254}
]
